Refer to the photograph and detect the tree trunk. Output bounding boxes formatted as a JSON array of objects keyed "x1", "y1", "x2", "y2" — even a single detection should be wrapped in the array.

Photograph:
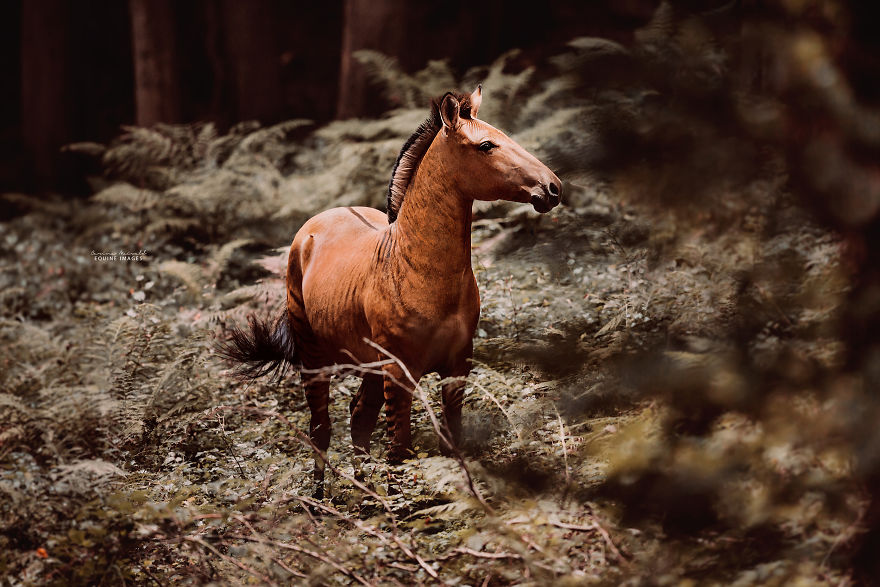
[
  {"x1": 21, "y1": 0, "x2": 71, "y2": 187},
  {"x1": 129, "y1": 0, "x2": 179, "y2": 126},
  {"x1": 336, "y1": 0, "x2": 408, "y2": 119},
  {"x1": 222, "y1": 0, "x2": 283, "y2": 123}
]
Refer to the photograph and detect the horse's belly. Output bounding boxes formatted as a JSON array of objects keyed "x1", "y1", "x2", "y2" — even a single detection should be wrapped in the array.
[{"x1": 300, "y1": 271, "x2": 373, "y2": 363}]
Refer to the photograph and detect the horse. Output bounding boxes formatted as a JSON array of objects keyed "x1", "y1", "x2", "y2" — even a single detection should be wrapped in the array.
[{"x1": 220, "y1": 86, "x2": 561, "y2": 497}]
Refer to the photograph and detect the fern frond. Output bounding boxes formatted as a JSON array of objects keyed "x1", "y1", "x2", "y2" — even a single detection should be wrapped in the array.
[
  {"x1": 206, "y1": 238, "x2": 254, "y2": 284},
  {"x1": 159, "y1": 260, "x2": 206, "y2": 295},
  {"x1": 354, "y1": 50, "x2": 456, "y2": 109},
  {"x1": 92, "y1": 183, "x2": 162, "y2": 213}
]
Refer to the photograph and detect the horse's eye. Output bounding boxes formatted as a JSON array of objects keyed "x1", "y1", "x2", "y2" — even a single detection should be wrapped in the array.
[{"x1": 478, "y1": 141, "x2": 497, "y2": 152}]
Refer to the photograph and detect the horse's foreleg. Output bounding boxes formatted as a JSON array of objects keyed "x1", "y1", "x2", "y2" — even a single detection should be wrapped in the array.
[
  {"x1": 438, "y1": 363, "x2": 470, "y2": 457},
  {"x1": 350, "y1": 374, "x2": 384, "y2": 456},
  {"x1": 304, "y1": 375, "x2": 331, "y2": 498},
  {"x1": 382, "y1": 364, "x2": 414, "y2": 464}
]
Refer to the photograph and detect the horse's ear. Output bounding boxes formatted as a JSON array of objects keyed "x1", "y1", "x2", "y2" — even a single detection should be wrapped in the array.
[
  {"x1": 470, "y1": 85, "x2": 482, "y2": 118},
  {"x1": 439, "y1": 93, "x2": 460, "y2": 131}
]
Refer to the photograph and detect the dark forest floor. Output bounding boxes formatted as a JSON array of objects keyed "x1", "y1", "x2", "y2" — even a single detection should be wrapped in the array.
[
  {"x1": 0, "y1": 33, "x2": 870, "y2": 585},
  {"x1": 0, "y1": 176, "x2": 856, "y2": 584}
]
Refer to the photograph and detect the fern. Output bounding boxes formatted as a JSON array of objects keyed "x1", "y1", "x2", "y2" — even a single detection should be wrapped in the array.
[
  {"x1": 92, "y1": 183, "x2": 162, "y2": 213},
  {"x1": 354, "y1": 50, "x2": 456, "y2": 109},
  {"x1": 159, "y1": 260, "x2": 205, "y2": 296}
]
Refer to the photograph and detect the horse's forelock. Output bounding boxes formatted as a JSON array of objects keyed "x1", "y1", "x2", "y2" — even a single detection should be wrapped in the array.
[{"x1": 387, "y1": 92, "x2": 474, "y2": 223}]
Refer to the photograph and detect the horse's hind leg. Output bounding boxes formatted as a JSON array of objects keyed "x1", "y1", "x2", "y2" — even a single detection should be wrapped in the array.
[
  {"x1": 350, "y1": 374, "x2": 384, "y2": 457},
  {"x1": 304, "y1": 375, "x2": 331, "y2": 498}
]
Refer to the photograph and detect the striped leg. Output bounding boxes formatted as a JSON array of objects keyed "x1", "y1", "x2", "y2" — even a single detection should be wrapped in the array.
[
  {"x1": 439, "y1": 363, "x2": 470, "y2": 457},
  {"x1": 350, "y1": 374, "x2": 384, "y2": 456},
  {"x1": 304, "y1": 375, "x2": 331, "y2": 498},
  {"x1": 382, "y1": 364, "x2": 414, "y2": 464}
]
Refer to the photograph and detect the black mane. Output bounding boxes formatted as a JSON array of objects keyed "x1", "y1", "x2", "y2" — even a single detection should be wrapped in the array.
[{"x1": 386, "y1": 91, "x2": 474, "y2": 223}]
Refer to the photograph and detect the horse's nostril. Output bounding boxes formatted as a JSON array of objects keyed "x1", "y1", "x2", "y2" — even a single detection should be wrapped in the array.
[{"x1": 548, "y1": 182, "x2": 559, "y2": 196}]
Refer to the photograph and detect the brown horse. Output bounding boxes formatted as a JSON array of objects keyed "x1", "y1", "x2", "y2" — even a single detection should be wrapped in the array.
[{"x1": 220, "y1": 86, "x2": 560, "y2": 496}]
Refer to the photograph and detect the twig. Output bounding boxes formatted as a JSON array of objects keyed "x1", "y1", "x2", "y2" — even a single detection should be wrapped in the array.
[
  {"x1": 231, "y1": 515, "x2": 308, "y2": 579},
  {"x1": 436, "y1": 546, "x2": 561, "y2": 574},
  {"x1": 227, "y1": 533, "x2": 373, "y2": 586},
  {"x1": 292, "y1": 427, "x2": 397, "y2": 521},
  {"x1": 470, "y1": 379, "x2": 522, "y2": 441},
  {"x1": 292, "y1": 495, "x2": 440, "y2": 580},
  {"x1": 390, "y1": 535, "x2": 439, "y2": 580},
  {"x1": 140, "y1": 565, "x2": 165, "y2": 587},
  {"x1": 453, "y1": 547, "x2": 523, "y2": 560},
  {"x1": 270, "y1": 556, "x2": 307, "y2": 579},
  {"x1": 821, "y1": 508, "x2": 865, "y2": 569},
  {"x1": 184, "y1": 536, "x2": 278, "y2": 586},
  {"x1": 303, "y1": 356, "x2": 395, "y2": 374},
  {"x1": 363, "y1": 338, "x2": 495, "y2": 515},
  {"x1": 297, "y1": 495, "x2": 321, "y2": 529},
  {"x1": 216, "y1": 414, "x2": 246, "y2": 477},
  {"x1": 294, "y1": 495, "x2": 389, "y2": 544},
  {"x1": 554, "y1": 408, "x2": 571, "y2": 487},
  {"x1": 548, "y1": 519, "x2": 626, "y2": 563}
]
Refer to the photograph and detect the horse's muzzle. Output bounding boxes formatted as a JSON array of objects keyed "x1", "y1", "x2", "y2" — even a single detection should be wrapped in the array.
[{"x1": 529, "y1": 180, "x2": 562, "y2": 213}]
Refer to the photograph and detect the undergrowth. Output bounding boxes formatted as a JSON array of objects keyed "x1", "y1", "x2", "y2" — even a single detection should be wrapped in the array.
[{"x1": 1, "y1": 2, "x2": 875, "y2": 584}]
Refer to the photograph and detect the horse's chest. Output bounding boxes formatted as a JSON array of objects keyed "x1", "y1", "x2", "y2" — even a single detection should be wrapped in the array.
[
  {"x1": 406, "y1": 292, "x2": 479, "y2": 370},
  {"x1": 437, "y1": 312, "x2": 476, "y2": 353}
]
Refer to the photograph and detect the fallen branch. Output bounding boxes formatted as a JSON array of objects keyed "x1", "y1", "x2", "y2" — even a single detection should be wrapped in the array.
[
  {"x1": 549, "y1": 520, "x2": 626, "y2": 562},
  {"x1": 183, "y1": 536, "x2": 279, "y2": 586},
  {"x1": 470, "y1": 379, "x2": 522, "y2": 441},
  {"x1": 228, "y1": 533, "x2": 374, "y2": 586},
  {"x1": 453, "y1": 547, "x2": 523, "y2": 561},
  {"x1": 292, "y1": 427, "x2": 397, "y2": 521},
  {"x1": 270, "y1": 556, "x2": 307, "y2": 579},
  {"x1": 363, "y1": 338, "x2": 495, "y2": 514},
  {"x1": 555, "y1": 408, "x2": 571, "y2": 487},
  {"x1": 293, "y1": 495, "x2": 439, "y2": 579}
]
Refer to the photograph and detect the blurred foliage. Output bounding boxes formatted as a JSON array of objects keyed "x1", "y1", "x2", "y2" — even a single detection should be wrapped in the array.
[{"x1": 2, "y1": 0, "x2": 879, "y2": 583}]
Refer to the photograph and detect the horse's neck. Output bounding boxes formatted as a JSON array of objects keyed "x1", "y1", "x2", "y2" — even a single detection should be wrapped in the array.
[{"x1": 393, "y1": 154, "x2": 473, "y2": 276}]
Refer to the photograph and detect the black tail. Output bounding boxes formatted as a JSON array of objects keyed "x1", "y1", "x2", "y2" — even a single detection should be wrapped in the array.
[{"x1": 216, "y1": 312, "x2": 298, "y2": 381}]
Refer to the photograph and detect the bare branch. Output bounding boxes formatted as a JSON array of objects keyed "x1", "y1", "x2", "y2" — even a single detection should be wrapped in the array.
[
  {"x1": 184, "y1": 536, "x2": 279, "y2": 586},
  {"x1": 227, "y1": 533, "x2": 374, "y2": 586}
]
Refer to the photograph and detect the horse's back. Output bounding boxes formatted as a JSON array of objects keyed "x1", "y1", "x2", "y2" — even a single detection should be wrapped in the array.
[{"x1": 291, "y1": 206, "x2": 387, "y2": 272}]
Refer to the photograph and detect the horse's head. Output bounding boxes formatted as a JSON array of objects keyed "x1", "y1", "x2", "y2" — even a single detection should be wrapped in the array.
[{"x1": 436, "y1": 86, "x2": 562, "y2": 213}]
